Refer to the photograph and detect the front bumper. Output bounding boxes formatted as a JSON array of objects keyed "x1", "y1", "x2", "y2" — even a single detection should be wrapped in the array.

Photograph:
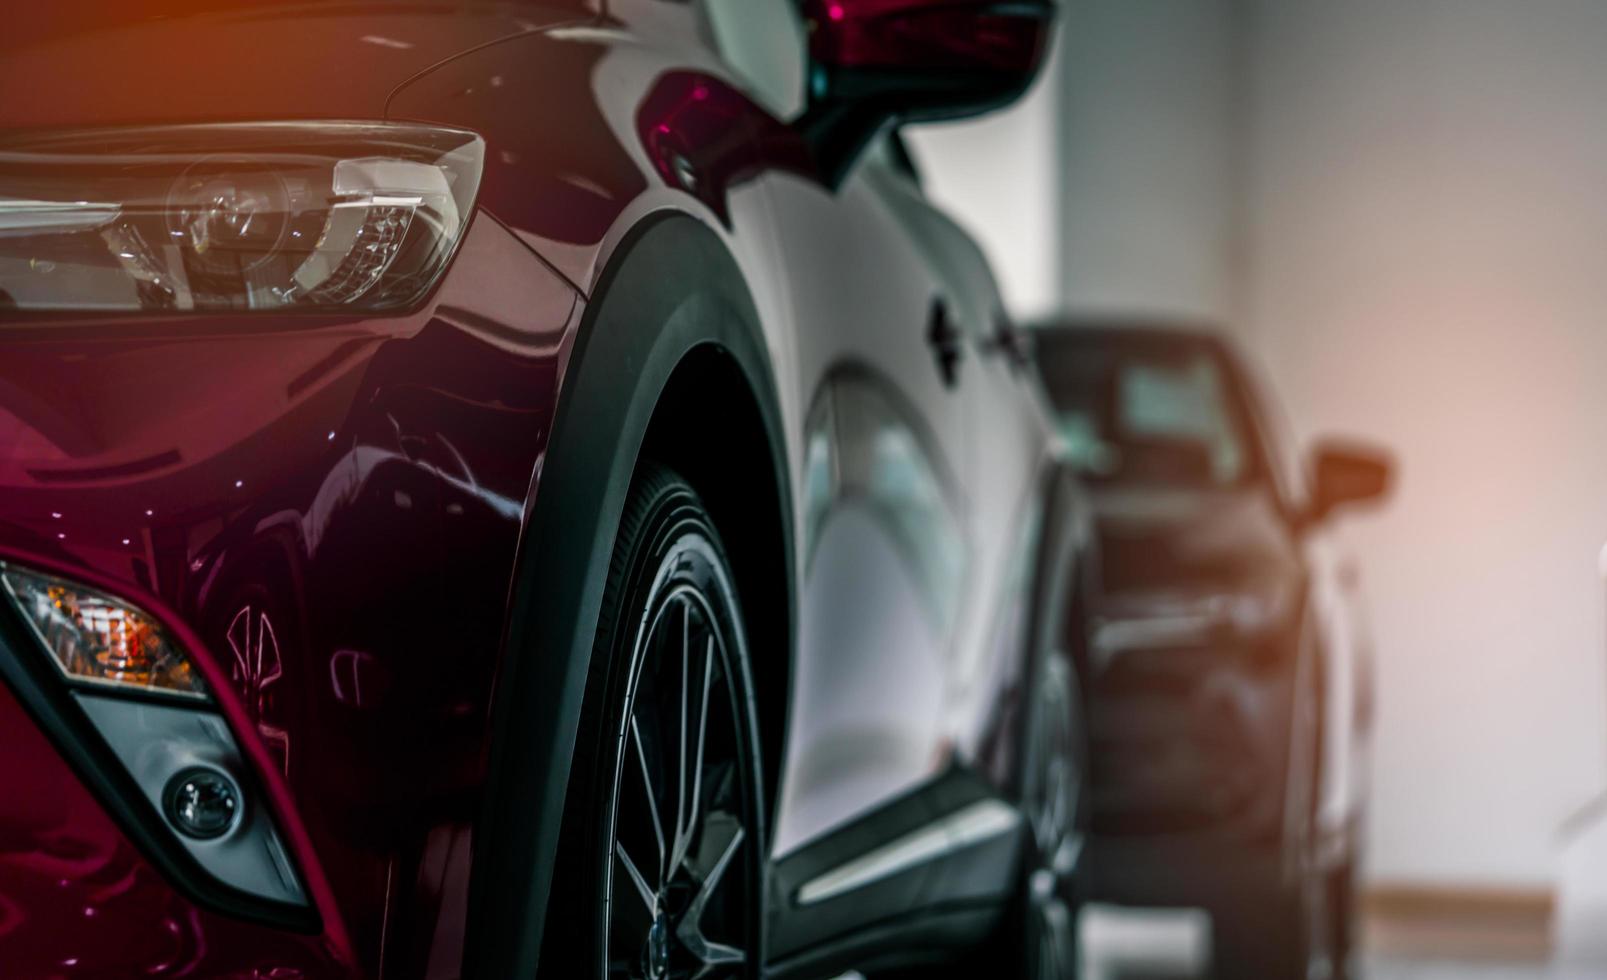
[
  {"x1": 0, "y1": 609, "x2": 351, "y2": 977},
  {"x1": 1088, "y1": 636, "x2": 1296, "y2": 842}
]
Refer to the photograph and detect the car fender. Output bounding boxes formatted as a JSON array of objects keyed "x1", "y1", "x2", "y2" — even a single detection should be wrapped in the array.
[{"x1": 465, "y1": 211, "x2": 793, "y2": 978}]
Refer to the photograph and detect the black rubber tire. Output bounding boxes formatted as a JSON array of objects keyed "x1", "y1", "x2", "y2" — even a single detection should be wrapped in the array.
[{"x1": 540, "y1": 463, "x2": 766, "y2": 978}]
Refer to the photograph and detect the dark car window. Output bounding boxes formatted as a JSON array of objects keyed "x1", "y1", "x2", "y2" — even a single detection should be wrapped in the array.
[{"x1": 1038, "y1": 332, "x2": 1263, "y2": 489}]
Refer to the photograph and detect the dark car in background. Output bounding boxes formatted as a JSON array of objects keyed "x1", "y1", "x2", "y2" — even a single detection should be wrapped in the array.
[
  {"x1": 1033, "y1": 322, "x2": 1393, "y2": 979},
  {"x1": 0, "y1": 1, "x2": 1084, "y2": 978}
]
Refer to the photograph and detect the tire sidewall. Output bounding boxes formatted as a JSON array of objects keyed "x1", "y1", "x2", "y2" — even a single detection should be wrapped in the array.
[{"x1": 570, "y1": 475, "x2": 767, "y2": 978}]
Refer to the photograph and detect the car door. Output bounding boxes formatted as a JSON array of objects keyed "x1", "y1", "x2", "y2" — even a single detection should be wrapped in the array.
[
  {"x1": 762, "y1": 142, "x2": 973, "y2": 863},
  {"x1": 865, "y1": 145, "x2": 1061, "y2": 911},
  {"x1": 866, "y1": 146, "x2": 1054, "y2": 765},
  {"x1": 695, "y1": 0, "x2": 971, "y2": 857}
]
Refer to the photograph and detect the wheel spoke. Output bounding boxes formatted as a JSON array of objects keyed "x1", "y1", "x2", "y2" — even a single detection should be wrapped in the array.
[
  {"x1": 671, "y1": 635, "x2": 716, "y2": 874},
  {"x1": 615, "y1": 842, "x2": 656, "y2": 915},
  {"x1": 676, "y1": 825, "x2": 746, "y2": 968},
  {"x1": 674, "y1": 598, "x2": 690, "y2": 865},
  {"x1": 689, "y1": 940, "x2": 745, "y2": 978},
  {"x1": 690, "y1": 636, "x2": 714, "y2": 837},
  {"x1": 604, "y1": 545, "x2": 755, "y2": 978},
  {"x1": 630, "y1": 717, "x2": 667, "y2": 875}
]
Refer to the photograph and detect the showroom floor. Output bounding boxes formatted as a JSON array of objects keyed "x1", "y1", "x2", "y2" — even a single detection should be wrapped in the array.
[
  {"x1": 1078, "y1": 906, "x2": 1607, "y2": 980},
  {"x1": 1084, "y1": 961, "x2": 1607, "y2": 979},
  {"x1": 831, "y1": 907, "x2": 1605, "y2": 978},
  {"x1": 1368, "y1": 964, "x2": 1607, "y2": 979}
]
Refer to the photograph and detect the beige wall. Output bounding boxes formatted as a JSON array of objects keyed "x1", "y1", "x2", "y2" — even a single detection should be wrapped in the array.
[
  {"x1": 909, "y1": 0, "x2": 1239, "y2": 322},
  {"x1": 1240, "y1": 0, "x2": 1607, "y2": 888},
  {"x1": 1054, "y1": 0, "x2": 1239, "y2": 321},
  {"x1": 918, "y1": 0, "x2": 1607, "y2": 891},
  {"x1": 905, "y1": 32, "x2": 1065, "y2": 318}
]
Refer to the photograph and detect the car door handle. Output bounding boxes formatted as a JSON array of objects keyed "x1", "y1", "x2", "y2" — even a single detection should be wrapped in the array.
[{"x1": 927, "y1": 298, "x2": 964, "y2": 388}]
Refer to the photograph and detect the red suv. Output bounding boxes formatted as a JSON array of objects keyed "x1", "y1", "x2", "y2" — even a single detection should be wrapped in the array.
[{"x1": 0, "y1": 2, "x2": 1083, "y2": 978}]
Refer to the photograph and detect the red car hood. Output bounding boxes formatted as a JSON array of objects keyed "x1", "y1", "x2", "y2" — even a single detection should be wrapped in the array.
[{"x1": 0, "y1": 2, "x2": 587, "y2": 131}]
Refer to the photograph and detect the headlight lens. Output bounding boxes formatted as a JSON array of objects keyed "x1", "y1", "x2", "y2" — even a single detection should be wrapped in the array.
[
  {"x1": 0, "y1": 564, "x2": 209, "y2": 701},
  {"x1": 0, "y1": 122, "x2": 483, "y2": 313}
]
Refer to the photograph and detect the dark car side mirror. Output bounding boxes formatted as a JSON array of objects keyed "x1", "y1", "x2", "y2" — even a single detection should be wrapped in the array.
[
  {"x1": 1306, "y1": 440, "x2": 1394, "y2": 526},
  {"x1": 798, "y1": 0, "x2": 1056, "y2": 186}
]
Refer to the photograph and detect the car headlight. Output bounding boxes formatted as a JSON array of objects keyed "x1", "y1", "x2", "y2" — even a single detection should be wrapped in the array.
[
  {"x1": 0, "y1": 122, "x2": 483, "y2": 313},
  {"x1": 0, "y1": 563, "x2": 209, "y2": 701}
]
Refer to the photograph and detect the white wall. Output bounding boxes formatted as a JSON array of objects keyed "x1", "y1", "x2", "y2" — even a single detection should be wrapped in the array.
[
  {"x1": 1240, "y1": 0, "x2": 1607, "y2": 888},
  {"x1": 907, "y1": 0, "x2": 1239, "y2": 322},
  {"x1": 904, "y1": 32, "x2": 1065, "y2": 318},
  {"x1": 1052, "y1": 0, "x2": 1238, "y2": 321}
]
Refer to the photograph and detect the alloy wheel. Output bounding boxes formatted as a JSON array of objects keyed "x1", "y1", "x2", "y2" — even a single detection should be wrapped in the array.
[{"x1": 603, "y1": 571, "x2": 757, "y2": 980}]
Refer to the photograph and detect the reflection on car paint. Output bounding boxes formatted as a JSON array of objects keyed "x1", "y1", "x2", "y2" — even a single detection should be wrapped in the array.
[{"x1": 226, "y1": 602, "x2": 289, "y2": 777}]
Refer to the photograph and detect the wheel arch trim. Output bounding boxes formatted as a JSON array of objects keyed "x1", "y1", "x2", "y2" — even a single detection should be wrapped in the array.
[{"x1": 465, "y1": 210, "x2": 794, "y2": 977}]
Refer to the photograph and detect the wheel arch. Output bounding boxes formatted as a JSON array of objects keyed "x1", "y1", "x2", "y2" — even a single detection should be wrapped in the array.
[
  {"x1": 465, "y1": 211, "x2": 794, "y2": 978},
  {"x1": 640, "y1": 342, "x2": 794, "y2": 831}
]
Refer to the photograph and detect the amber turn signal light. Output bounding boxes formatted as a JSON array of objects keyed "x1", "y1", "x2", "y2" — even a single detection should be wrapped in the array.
[{"x1": 0, "y1": 564, "x2": 209, "y2": 701}]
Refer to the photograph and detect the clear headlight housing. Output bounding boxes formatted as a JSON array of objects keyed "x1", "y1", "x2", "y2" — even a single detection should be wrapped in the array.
[
  {"x1": 0, "y1": 122, "x2": 483, "y2": 314},
  {"x1": 1, "y1": 564, "x2": 209, "y2": 701}
]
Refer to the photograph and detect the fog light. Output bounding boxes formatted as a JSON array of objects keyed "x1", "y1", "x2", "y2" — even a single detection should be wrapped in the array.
[{"x1": 163, "y1": 768, "x2": 241, "y2": 840}]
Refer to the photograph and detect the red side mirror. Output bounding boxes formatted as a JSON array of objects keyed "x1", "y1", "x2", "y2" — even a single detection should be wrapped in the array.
[{"x1": 1307, "y1": 440, "x2": 1395, "y2": 525}]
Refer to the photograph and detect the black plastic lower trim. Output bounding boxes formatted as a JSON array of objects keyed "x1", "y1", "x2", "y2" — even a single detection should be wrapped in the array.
[
  {"x1": 769, "y1": 768, "x2": 1022, "y2": 962},
  {"x1": 463, "y1": 213, "x2": 794, "y2": 979},
  {"x1": 767, "y1": 901, "x2": 1004, "y2": 980}
]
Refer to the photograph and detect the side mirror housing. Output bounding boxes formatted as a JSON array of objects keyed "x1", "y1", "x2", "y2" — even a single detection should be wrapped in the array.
[
  {"x1": 799, "y1": 0, "x2": 1056, "y2": 185},
  {"x1": 1306, "y1": 440, "x2": 1394, "y2": 526}
]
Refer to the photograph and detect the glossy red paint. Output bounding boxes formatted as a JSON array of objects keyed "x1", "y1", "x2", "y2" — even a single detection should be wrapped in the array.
[
  {"x1": 0, "y1": 0, "x2": 1058, "y2": 976},
  {"x1": 0, "y1": 4, "x2": 722, "y2": 974},
  {"x1": 0, "y1": 213, "x2": 580, "y2": 973},
  {"x1": 0, "y1": 679, "x2": 349, "y2": 976},
  {"x1": 0, "y1": 2, "x2": 805, "y2": 974},
  {"x1": 0, "y1": 4, "x2": 593, "y2": 132}
]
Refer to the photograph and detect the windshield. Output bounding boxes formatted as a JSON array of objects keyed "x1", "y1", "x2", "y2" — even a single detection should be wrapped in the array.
[{"x1": 1036, "y1": 330, "x2": 1262, "y2": 489}]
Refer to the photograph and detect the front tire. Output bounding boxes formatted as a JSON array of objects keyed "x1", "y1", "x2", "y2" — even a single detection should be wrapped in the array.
[{"x1": 550, "y1": 463, "x2": 766, "y2": 978}]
